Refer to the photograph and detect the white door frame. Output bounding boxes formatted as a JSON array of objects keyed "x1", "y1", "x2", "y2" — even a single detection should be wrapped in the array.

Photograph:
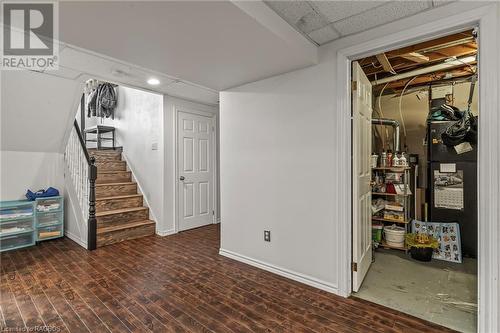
[
  {"x1": 335, "y1": 5, "x2": 499, "y2": 332},
  {"x1": 174, "y1": 106, "x2": 218, "y2": 233}
]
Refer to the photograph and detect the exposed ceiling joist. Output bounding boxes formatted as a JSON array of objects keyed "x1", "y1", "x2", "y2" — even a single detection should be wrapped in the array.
[
  {"x1": 364, "y1": 44, "x2": 477, "y2": 77},
  {"x1": 385, "y1": 31, "x2": 474, "y2": 58},
  {"x1": 400, "y1": 52, "x2": 429, "y2": 63},
  {"x1": 375, "y1": 53, "x2": 396, "y2": 74}
]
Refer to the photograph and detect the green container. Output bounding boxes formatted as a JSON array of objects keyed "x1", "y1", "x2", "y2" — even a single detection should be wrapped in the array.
[{"x1": 372, "y1": 224, "x2": 383, "y2": 243}]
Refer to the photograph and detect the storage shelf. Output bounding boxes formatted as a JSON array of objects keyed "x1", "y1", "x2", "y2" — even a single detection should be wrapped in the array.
[
  {"x1": 372, "y1": 216, "x2": 409, "y2": 224},
  {"x1": 380, "y1": 241, "x2": 407, "y2": 251},
  {"x1": 372, "y1": 167, "x2": 410, "y2": 172},
  {"x1": 371, "y1": 192, "x2": 410, "y2": 197}
]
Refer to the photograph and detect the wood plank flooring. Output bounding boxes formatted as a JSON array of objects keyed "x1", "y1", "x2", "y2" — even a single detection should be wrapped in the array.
[{"x1": 0, "y1": 224, "x2": 455, "y2": 332}]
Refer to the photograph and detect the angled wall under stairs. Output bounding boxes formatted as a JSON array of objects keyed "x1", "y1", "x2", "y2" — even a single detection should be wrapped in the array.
[{"x1": 89, "y1": 149, "x2": 155, "y2": 247}]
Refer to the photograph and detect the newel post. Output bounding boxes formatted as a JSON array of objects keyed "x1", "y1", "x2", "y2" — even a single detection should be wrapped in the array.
[{"x1": 88, "y1": 156, "x2": 98, "y2": 250}]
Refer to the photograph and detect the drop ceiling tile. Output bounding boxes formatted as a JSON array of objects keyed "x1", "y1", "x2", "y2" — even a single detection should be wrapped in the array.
[
  {"x1": 308, "y1": 25, "x2": 340, "y2": 45},
  {"x1": 296, "y1": 11, "x2": 329, "y2": 33},
  {"x1": 312, "y1": 1, "x2": 386, "y2": 23},
  {"x1": 432, "y1": 0, "x2": 456, "y2": 7},
  {"x1": 265, "y1": 1, "x2": 313, "y2": 25},
  {"x1": 332, "y1": 1, "x2": 431, "y2": 36}
]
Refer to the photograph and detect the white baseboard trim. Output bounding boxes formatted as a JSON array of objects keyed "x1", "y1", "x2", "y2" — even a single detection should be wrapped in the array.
[
  {"x1": 219, "y1": 248, "x2": 339, "y2": 295},
  {"x1": 64, "y1": 231, "x2": 87, "y2": 249},
  {"x1": 156, "y1": 229, "x2": 176, "y2": 237}
]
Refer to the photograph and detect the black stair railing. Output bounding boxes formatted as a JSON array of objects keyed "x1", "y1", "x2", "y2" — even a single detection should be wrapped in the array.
[{"x1": 73, "y1": 119, "x2": 98, "y2": 250}]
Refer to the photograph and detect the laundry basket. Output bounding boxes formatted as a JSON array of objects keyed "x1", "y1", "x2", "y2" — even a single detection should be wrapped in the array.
[{"x1": 383, "y1": 224, "x2": 405, "y2": 247}]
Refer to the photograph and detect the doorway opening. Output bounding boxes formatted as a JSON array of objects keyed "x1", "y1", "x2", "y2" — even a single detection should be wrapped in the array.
[{"x1": 351, "y1": 29, "x2": 478, "y2": 332}]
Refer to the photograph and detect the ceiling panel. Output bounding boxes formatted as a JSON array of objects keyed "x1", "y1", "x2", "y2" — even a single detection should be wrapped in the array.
[
  {"x1": 308, "y1": 25, "x2": 340, "y2": 45},
  {"x1": 311, "y1": 1, "x2": 385, "y2": 23},
  {"x1": 266, "y1": 0, "x2": 452, "y2": 46},
  {"x1": 332, "y1": 1, "x2": 430, "y2": 36}
]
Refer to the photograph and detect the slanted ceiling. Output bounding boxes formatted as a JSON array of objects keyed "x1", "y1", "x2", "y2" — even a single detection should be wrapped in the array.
[{"x1": 265, "y1": 0, "x2": 455, "y2": 45}]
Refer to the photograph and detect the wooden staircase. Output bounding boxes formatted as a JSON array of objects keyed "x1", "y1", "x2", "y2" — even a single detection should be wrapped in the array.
[{"x1": 89, "y1": 149, "x2": 155, "y2": 247}]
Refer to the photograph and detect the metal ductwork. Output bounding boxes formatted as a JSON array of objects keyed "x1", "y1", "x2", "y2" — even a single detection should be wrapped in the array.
[{"x1": 372, "y1": 118, "x2": 400, "y2": 152}]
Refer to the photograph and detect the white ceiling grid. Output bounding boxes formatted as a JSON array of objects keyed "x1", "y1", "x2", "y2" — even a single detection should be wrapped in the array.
[{"x1": 265, "y1": 1, "x2": 455, "y2": 45}]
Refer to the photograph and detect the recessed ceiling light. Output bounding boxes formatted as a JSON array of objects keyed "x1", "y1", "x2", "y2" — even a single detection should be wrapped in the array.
[{"x1": 147, "y1": 78, "x2": 160, "y2": 85}]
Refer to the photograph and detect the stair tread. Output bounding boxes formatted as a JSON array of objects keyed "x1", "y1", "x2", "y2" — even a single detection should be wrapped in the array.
[
  {"x1": 96, "y1": 194, "x2": 142, "y2": 201},
  {"x1": 97, "y1": 220, "x2": 155, "y2": 234},
  {"x1": 96, "y1": 206, "x2": 148, "y2": 217},
  {"x1": 95, "y1": 182, "x2": 136, "y2": 187}
]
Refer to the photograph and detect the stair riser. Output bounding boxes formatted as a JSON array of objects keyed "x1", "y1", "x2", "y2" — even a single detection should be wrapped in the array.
[
  {"x1": 91, "y1": 155, "x2": 122, "y2": 162},
  {"x1": 97, "y1": 223, "x2": 155, "y2": 247},
  {"x1": 96, "y1": 161, "x2": 126, "y2": 171},
  {"x1": 96, "y1": 196, "x2": 143, "y2": 213},
  {"x1": 96, "y1": 172, "x2": 131, "y2": 184},
  {"x1": 97, "y1": 209, "x2": 149, "y2": 228},
  {"x1": 95, "y1": 184, "x2": 137, "y2": 198}
]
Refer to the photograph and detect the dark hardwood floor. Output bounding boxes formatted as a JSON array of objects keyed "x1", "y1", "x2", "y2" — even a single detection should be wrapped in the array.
[{"x1": 0, "y1": 224, "x2": 454, "y2": 332}]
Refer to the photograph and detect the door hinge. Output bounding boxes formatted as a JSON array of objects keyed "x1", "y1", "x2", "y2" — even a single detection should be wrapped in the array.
[
  {"x1": 351, "y1": 81, "x2": 357, "y2": 91},
  {"x1": 351, "y1": 262, "x2": 358, "y2": 272}
]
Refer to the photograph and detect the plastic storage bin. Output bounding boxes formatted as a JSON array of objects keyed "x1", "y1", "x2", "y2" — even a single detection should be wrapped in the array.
[
  {"x1": 0, "y1": 200, "x2": 35, "y2": 252},
  {"x1": 35, "y1": 197, "x2": 62, "y2": 213},
  {"x1": 35, "y1": 196, "x2": 64, "y2": 242},
  {"x1": 372, "y1": 224, "x2": 383, "y2": 243},
  {"x1": 37, "y1": 224, "x2": 63, "y2": 241},
  {"x1": 0, "y1": 232, "x2": 35, "y2": 252},
  {"x1": 37, "y1": 212, "x2": 63, "y2": 227},
  {"x1": 0, "y1": 218, "x2": 34, "y2": 236}
]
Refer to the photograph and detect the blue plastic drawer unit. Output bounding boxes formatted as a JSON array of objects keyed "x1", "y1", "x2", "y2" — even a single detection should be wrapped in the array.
[
  {"x1": 0, "y1": 200, "x2": 36, "y2": 252},
  {"x1": 35, "y1": 196, "x2": 64, "y2": 241}
]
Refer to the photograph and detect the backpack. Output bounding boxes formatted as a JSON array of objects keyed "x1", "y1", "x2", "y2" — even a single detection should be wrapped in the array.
[{"x1": 25, "y1": 187, "x2": 60, "y2": 201}]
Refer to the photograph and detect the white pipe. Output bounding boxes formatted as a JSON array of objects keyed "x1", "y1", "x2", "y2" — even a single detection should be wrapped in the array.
[{"x1": 371, "y1": 56, "x2": 476, "y2": 86}]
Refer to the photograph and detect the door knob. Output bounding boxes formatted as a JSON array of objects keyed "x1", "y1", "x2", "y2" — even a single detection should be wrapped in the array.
[{"x1": 179, "y1": 176, "x2": 185, "y2": 181}]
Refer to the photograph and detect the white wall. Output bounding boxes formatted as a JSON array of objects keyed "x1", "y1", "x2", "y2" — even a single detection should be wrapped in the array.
[
  {"x1": 162, "y1": 96, "x2": 218, "y2": 235},
  {"x1": 220, "y1": 1, "x2": 499, "y2": 306},
  {"x1": 116, "y1": 87, "x2": 164, "y2": 226},
  {"x1": 0, "y1": 151, "x2": 64, "y2": 201},
  {"x1": 220, "y1": 58, "x2": 338, "y2": 291}
]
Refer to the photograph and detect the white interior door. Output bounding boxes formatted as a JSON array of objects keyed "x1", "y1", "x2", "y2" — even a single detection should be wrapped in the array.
[
  {"x1": 178, "y1": 111, "x2": 214, "y2": 231},
  {"x1": 352, "y1": 61, "x2": 373, "y2": 292}
]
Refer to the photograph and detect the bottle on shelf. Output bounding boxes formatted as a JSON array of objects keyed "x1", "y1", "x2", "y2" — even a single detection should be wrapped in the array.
[
  {"x1": 400, "y1": 152, "x2": 407, "y2": 166},
  {"x1": 381, "y1": 151, "x2": 387, "y2": 167},
  {"x1": 387, "y1": 150, "x2": 393, "y2": 167},
  {"x1": 392, "y1": 152, "x2": 400, "y2": 167}
]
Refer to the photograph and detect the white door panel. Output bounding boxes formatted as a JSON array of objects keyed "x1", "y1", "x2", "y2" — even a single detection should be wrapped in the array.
[
  {"x1": 178, "y1": 111, "x2": 214, "y2": 231},
  {"x1": 352, "y1": 61, "x2": 373, "y2": 292}
]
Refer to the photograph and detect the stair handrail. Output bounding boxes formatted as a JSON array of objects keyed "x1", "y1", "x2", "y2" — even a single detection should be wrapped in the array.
[{"x1": 65, "y1": 120, "x2": 97, "y2": 250}]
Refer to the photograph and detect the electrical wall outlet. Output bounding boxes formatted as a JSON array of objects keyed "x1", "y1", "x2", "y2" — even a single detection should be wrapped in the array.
[{"x1": 264, "y1": 230, "x2": 271, "y2": 242}]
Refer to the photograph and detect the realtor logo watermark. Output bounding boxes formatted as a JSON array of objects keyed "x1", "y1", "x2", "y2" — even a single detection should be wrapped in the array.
[{"x1": 1, "y1": 1, "x2": 59, "y2": 70}]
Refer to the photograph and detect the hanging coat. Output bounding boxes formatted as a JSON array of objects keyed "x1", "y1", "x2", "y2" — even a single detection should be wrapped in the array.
[
  {"x1": 86, "y1": 88, "x2": 98, "y2": 117},
  {"x1": 96, "y1": 83, "x2": 117, "y2": 118}
]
